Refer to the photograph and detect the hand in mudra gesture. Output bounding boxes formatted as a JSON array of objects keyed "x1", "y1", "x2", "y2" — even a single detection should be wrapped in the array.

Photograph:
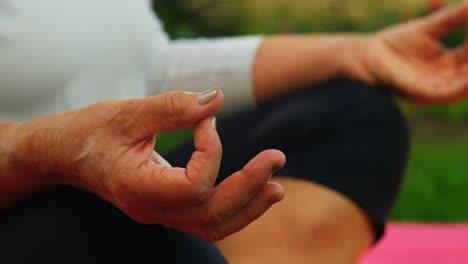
[
  {"x1": 360, "y1": 2, "x2": 468, "y2": 104},
  {"x1": 14, "y1": 89, "x2": 285, "y2": 242}
]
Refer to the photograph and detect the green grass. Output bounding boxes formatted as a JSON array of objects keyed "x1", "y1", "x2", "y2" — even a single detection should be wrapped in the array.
[{"x1": 390, "y1": 136, "x2": 468, "y2": 222}]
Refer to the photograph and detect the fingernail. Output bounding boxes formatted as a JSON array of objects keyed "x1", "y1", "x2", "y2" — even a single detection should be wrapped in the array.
[
  {"x1": 211, "y1": 116, "x2": 217, "y2": 130},
  {"x1": 198, "y1": 88, "x2": 219, "y2": 105}
]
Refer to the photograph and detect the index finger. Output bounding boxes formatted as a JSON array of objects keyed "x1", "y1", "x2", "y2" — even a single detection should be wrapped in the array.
[
  {"x1": 132, "y1": 117, "x2": 221, "y2": 207},
  {"x1": 185, "y1": 116, "x2": 222, "y2": 191}
]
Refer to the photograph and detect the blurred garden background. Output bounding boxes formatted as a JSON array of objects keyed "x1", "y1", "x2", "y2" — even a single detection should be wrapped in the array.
[{"x1": 152, "y1": 0, "x2": 468, "y2": 222}]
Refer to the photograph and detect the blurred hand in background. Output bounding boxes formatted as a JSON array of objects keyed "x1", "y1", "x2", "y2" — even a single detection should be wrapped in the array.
[{"x1": 363, "y1": 2, "x2": 468, "y2": 104}]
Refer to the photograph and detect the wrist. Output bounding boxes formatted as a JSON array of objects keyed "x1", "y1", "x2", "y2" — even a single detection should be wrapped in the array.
[
  {"x1": 0, "y1": 122, "x2": 22, "y2": 178},
  {"x1": 15, "y1": 110, "x2": 107, "y2": 194},
  {"x1": 0, "y1": 122, "x2": 53, "y2": 208},
  {"x1": 336, "y1": 34, "x2": 377, "y2": 85},
  {"x1": 11, "y1": 116, "x2": 64, "y2": 189}
]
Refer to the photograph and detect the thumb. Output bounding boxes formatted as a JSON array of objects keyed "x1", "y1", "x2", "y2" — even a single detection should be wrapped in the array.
[{"x1": 122, "y1": 89, "x2": 223, "y2": 139}]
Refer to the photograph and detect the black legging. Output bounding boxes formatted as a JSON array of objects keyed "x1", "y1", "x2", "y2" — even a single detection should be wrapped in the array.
[{"x1": 0, "y1": 80, "x2": 409, "y2": 263}]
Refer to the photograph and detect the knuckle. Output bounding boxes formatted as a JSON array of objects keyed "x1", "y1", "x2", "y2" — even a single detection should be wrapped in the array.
[
  {"x1": 186, "y1": 183, "x2": 211, "y2": 205},
  {"x1": 113, "y1": 100, "x2": 139, "y2": 124},
  {"x1": 164, "y1": 92, "x2": 188, "y2": 118},
  {"x1": 115, "y1": 100, "x2": 140, "y2": 123},
  {"x1": 206, "y1": 207, "x2": 235, "y2": 225},
  {"x1": 110, "y1": 100, "x2": 142, "y2": 137}
]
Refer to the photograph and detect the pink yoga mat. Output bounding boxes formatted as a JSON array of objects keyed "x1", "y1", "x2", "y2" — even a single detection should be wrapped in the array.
[{"x1": 361, "y1": 224, "x2": 468, "y2": 264}]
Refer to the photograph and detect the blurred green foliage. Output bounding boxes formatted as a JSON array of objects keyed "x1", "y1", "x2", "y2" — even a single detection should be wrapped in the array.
[
  {"x1": 152, "y1": 0, "x2": 240, "y2": 38},
  {"x1": 152, "y1": 0, "x2": 199, "y2": 38}
]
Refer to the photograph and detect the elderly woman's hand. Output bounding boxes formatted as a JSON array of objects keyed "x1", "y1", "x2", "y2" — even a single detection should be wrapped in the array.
[{"x1": 11, "y1": 90, "x2": 286, "y2": 242}]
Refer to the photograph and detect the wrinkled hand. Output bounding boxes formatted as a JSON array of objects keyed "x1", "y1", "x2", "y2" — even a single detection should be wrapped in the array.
[
  {"x1": 17, "y1": 90, "x2": 286, "y2": 242},
  {"x1": 365, "y1": 2, "x2": 468, "y2": 104}
]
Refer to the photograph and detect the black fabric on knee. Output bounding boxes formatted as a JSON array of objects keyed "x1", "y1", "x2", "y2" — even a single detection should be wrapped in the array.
[
  {"x1": 285, "y1": 81, "x2": 409, "y2": 241},
  {"x1": 0, "y1": 188, "x2": 227, "y2": 264},
  {"x1": 166, "y1": 80, "x2": 409, "y2": 242}
]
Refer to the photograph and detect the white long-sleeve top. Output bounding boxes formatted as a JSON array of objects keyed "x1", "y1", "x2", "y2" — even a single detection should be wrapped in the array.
[{"x1": 0, "y1": 0, "x2": 261, "y2": 121}]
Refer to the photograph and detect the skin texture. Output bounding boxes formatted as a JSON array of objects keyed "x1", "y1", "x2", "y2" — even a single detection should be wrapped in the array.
[
  {"x1": 216, "y1": 2, "x2": 468, "y2": 263},
  {"x1": 0, "y1": 90, "x2": 286, "y2": 242},
  {"x1": 1, "y1": 1, "x2": 468, "y2": 262}
]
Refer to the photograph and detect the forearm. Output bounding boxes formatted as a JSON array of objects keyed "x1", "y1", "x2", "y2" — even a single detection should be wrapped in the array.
[{"x1": 252, "y1": 34, "x2": 374, "y2": 104}]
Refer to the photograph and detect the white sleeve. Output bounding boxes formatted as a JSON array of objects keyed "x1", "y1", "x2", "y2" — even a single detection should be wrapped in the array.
[{"x1": 148, "y1": 36, "x2": 263, "y2": 116}]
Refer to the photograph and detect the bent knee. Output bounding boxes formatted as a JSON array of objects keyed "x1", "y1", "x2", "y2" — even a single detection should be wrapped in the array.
[
  {"x1": 269, "y1": 178, "x2": 374, "y2": 263},
  {"x1": 277, "y1": 82, "x2": 410, "y2": 239},
  {"x1": 255, "y1": 80, "x2": 410, "y2": 161},
  {"x1": 316, "y1": 80, "x2": 410, "y2": 159},
  {"x1": 346, "y1": 81, "x2": 410, "y2": 156},
  {"x1": 301, "y1": 80, "x2": 410, "y2": 172}
]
